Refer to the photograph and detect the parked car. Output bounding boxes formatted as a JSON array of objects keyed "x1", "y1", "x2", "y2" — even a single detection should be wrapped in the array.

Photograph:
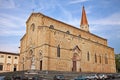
[
  {"x1": 53, "y1": 75, "x2": 65, "y2": 80},
  {"x1": 13, "y1": 76, "x2": 21, "y2": 80},
  {"x1": 74, "y1": 75, "x2": 89, "y2": 80},
  {"x1": 86, "y1": 74, "x2": 99, "y2": 80},
  {"x1": 21, "y1": 76, "x2": 28, "y2": 80},
  {"x1": 112, "y1": 73, "x2": 120, "y2": 79},
  {"x1": 98, "y1": 74, "x2": 108, "y2": 80},
  {"x1": 32, "y1": 76, "x2": 46, "y2": 80},
  {"x1": 107, "y1": 74, "x2": 113, "y2": 79}
]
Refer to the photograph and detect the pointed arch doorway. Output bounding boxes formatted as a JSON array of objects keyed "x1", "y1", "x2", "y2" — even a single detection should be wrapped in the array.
[
  {"x1": 72, "y1": 53, "x2": 77, "y2": 71},
  {"x1": 72, "y1": 60, "x2": 77, "y2": 71},
  {"x1": 40, "y1": 60, "x2": 42, "y2": 70},
  {"x1": 72, "y1": 46, "x2": 81, "y2": 72}
]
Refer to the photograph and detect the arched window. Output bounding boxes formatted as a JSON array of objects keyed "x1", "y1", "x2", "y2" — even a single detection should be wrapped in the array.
[
  {"x1": 31, "y1": 23, "x2": 35, "y2": 31},
  {"x1": 57, "y1": 45, "x2": 60, "y2": 57},
  {"x1": 95, "y1": 54, "x2": 97, "y2": 63},
  {"x1": 49, "y1": 25, "x2": 54, "y2": 29},
  {"x1": 99, "y1": 55, "x2": 101, "y2": 63},
  {"x1": 66, "y1": 31, "x2": 70, "y2": 34},
  {"x1": 87, "y1": 52, "x2": 90, "y2": 61},
  {"x1": 105, "y1": 54, "x2": 108, "y2": 64}
]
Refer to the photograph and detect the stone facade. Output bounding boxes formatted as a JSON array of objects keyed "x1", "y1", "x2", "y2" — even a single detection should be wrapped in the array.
[
  {"x1": 19, "y1": 8, "x2": 116, "y2": 73},
  {"x1": 0, "y1": 51, "x2": 19, "y2": 73}
]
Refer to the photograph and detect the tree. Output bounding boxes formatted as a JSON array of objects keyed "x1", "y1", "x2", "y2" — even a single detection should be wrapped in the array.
[{"x1": 115, "y1": 53, "x2": 120, "y2": 73}]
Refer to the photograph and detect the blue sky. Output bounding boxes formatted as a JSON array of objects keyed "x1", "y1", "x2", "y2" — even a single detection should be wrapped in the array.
[{"x1": 0, "y1": 0, "x2": 120, "y2": 54}]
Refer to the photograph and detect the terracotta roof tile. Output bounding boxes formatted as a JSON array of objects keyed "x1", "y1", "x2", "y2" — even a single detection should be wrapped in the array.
[{"x1": 80, "y1": 6, "x2": 88, "y2": 25}]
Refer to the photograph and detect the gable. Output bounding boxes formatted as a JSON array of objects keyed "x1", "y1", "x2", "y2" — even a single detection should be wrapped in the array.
[{"x1": 73, "y1": 45, "x2": 81, "y2": 53}]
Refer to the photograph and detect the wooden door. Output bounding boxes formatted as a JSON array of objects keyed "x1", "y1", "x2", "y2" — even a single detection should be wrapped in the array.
[
  {"x1": 72, "y1": 61, "x2": 77, "y2": 71},
  {"x1": 40, "y1": 60, "x2": 42, "y2": 70}
]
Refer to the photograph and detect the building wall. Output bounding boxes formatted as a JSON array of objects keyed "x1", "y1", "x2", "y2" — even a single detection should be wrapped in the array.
[
  {"x1": 0, "y1": 52, "x2": 19, "y2": 73},
  {"x1": 19, "y1": 13, "x2": 116, "y2": 73},
  {"x1": 39, "y1": 26, "x2": 116, "y2": 73},
  {"x1": 26, "y1": 13, "x2": 107, "y2": 46}
]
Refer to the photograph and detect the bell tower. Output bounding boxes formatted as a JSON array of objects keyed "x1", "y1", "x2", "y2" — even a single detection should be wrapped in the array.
[{"x1": 80, "y1": 6, "x2": 89, "y2": 32}]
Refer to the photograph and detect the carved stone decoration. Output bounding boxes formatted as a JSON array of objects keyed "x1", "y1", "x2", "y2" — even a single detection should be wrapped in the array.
[
  {"x1": 31, "y1": 55, "x2": 35, "y2": 70},
  {"x1": 72, "y1": 45, "x2": 81, "y2": 61},
  {"x1": 39, "y1": 50, "x2": 43, "y2": 60},
  {"x1": 72, "y1": 53, "x2": 79, "y2": 61}
]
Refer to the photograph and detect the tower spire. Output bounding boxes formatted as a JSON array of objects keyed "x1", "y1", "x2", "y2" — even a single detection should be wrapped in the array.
[{"x1": 80, "y1": 6, "x2": 89, "y2": 32}]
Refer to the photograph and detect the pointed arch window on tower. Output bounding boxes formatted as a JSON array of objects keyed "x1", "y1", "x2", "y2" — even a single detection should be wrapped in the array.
[
  {"x1": 95, "y1": 54, "x2": 97, "y2": 63},
  {"x1": 57, "y1": 45, "x2": 60, "y2": 57},
  {"x1": 87, "y1": 52, "x2": 90, "y2": 61}
]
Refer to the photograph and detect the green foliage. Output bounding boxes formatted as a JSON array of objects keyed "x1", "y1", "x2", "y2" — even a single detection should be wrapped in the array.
[{"x1": 115, "y1": 53, "x2": 120, "y2": 73}]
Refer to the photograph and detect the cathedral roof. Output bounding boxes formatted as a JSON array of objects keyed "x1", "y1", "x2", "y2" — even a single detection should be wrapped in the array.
[
  {"x1": 26, "y1": 13, "x2": 107, "y2": 41},
  {"x1": 80, "y1": 6, "x2": 88, "y2": 25}
]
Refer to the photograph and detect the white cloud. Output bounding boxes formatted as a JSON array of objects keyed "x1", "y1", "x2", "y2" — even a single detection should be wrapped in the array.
[
  {"x1": 0, "y1": 44, "x2": 19, "y2": 53},
  {"x1": 33, "y1": 0, "x2": 58, "y2": 11},
  {"x1": 0, "y1": 13, "x2": 26, "y2": 36},
  {"x1": 0, "y1": 13, "x2": 25, "y2": 28},
  {"x1": 90, "y1": 13, "x2": 120, "y2": 25},
  {"x1": 89, "y1": 12, "x2": 120, "y2": 38},
  {"x1": 67, "y1": 18, "x2": 80, "y2": 27},
  {"x1": 0, "y1": 30, "x2": 25, "y2": 36},
  {"x1": 0, "y1": 0, "x2": 16, "y2": 9},
  {"x1": 89, "y1": 24, "x2": 120, "y2": 40},
  {"x1": 51, "y1": 2, "x2": 80, "y2": 27},
  {"x1": 69, "y1": 0, "x2": 90, "y2": 4},
  {"x1": 62, "y1": 11, "x2": 120, "y2": 41}
]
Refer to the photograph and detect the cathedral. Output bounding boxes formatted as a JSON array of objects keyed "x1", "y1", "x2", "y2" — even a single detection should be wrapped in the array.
[{"x1": 19, "y1": 7, "x2": 116, "y2": 73}]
